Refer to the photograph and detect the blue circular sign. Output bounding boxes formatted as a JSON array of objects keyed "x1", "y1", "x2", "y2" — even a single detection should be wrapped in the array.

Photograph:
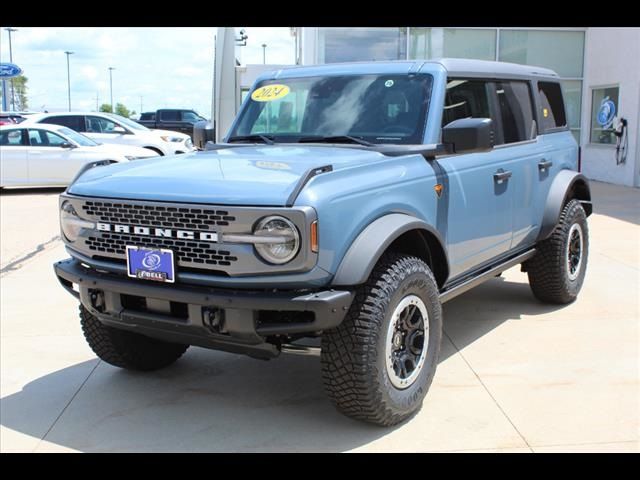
[
  {"x1": 0, "y1": 63, "x2": 23, "y2": 79},
  {"x1": 597, "y1": 98, "x2": 616, "y2": 127}
]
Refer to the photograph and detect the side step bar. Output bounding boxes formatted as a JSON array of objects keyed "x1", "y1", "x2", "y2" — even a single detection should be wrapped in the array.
[{"x1": 439, "y1": 249, "x2": 536, "y2": 304}]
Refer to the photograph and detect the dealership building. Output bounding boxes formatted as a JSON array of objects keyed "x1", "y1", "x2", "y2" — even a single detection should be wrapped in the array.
[{"x1": 214, "y1": 27, "x2": 640, "y2": 188}]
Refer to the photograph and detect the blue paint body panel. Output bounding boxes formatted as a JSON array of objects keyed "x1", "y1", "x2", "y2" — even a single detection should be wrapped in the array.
[{"x1": 66, "y1": 59, "x2": 580, "y2": 289}]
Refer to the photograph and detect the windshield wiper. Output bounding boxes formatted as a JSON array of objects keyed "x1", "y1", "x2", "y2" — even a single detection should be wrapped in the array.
[
  {"x1": 227, "y1": 134, "x2": 275, "y2": 145},
  {"x1": 297, "y1": 135, "x2": 373, "y2": 147}
]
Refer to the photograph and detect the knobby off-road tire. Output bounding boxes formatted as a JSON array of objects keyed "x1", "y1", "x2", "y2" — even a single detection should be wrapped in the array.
[
  {"x1": 321, "y1": 253, "x2": 442, "y2": 426},
  {"x1": 79, "y1": 305, "x2": 189, "y2": 371},
  {"x1": 527, "y1": 199, "x2": 589, "y2": 304}
]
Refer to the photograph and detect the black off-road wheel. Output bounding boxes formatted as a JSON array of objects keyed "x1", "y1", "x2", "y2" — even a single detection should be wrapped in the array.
[
  {"x1": 321, "y1": 253, "x2": 442, "y2": 426},
  {"x1": 79, "y1": 305, "x2": 189, "y2": 371},
  {"x1": 526, "y1": 199, "x2": 589, "y2": 304}
]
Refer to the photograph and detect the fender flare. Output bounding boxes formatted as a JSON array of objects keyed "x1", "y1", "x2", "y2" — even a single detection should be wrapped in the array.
[
  {"x1": 331, "y1": 213, "x2": 449, "y2": 286},
  {"x1": 537, "y1": 170, "x2": 592, "y2": 241}
]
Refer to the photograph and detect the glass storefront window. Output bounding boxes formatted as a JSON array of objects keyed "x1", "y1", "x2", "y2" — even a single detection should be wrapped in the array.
[
  {"x1": 498, "y1": 30, "x2": 585, "y2": 78},
  {"x1": 318, "y1": 28, "x2": 407, "y2": 64},
  {"x1": 590, "y1": 86, "x2": 620, "y2": 145},
  {"x1": 561, "y1": 80, "x2": 582, "y2": 130},
  {"x1": 410, "y1": 28, "x2": 496, "y2": 60}
]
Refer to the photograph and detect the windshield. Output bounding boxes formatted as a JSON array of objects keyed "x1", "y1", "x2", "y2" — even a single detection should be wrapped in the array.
[
  {"x1": 230, "y1": 74, "x2": 432, "y2": 144},
  {"x1": 105, "y1": 113, "x2": 150, "y2": 131},
  {"x1": 58, "y1": 126, "x2": 99, "y2": 146}
]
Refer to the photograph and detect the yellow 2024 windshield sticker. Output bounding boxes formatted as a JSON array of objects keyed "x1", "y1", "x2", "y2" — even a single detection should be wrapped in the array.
[{"x1": 251, "y1": 84, "x2": 290, "y2": 102}]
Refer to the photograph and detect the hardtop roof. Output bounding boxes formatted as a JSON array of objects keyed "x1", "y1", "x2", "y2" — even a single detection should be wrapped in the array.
[{"x1": 257, "y1": 58, "x2": 559, "y2": 82}]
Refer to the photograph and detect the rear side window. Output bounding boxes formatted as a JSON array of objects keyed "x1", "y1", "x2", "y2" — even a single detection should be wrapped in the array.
[
  {"x1": 494, "y1": 81, "x2": 535, "y2": 143},
  {"x1": 140, "y1": 112, "x2": 155, "y2": 121},
  {"x1": 43, "y1": 115, "x2": 85, "y2": 132},
  {"x1": 538, "y1": 82, "x2": 567, "y2": 131},
  {"x1": 0, "y1": 129, "x2": 25, "y2": 145},
  {"x1": 159, "y1": 110, "x2": 179, "y2": 121},
  {"x1": 442, "y1": 79, "x2": 492, "y2": 126}
]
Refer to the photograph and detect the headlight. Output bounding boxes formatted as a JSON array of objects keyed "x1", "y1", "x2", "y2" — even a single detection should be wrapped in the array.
[
  {"x1": 160, "y1": 135, "x2": 184, "y2": 143},
  {"x1": 253, "y1": 216, "x2": 300, "y2": 264},
  {"x1": 60, "y1": 201, "x2": 94, "y2": 243}
]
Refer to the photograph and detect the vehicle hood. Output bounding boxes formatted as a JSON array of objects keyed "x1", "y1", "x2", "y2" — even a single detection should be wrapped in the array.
[
  {"x1": 89, "y1": 143, "x2": 158, "y2": 158},
  {"x1": 150, "y1": 128, "x2": 189, "y2": 140},
  {"x1": 67, "y1": 145, "x2": 386, "y2": 206}
]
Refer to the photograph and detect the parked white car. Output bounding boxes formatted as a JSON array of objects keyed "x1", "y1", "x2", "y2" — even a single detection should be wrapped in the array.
[
  {"x1": 0, "y1": 123, "x2": 158, "y2": 188},
  {"x1": 22, "y1": 112, "x2": 195, "y2": 156}
]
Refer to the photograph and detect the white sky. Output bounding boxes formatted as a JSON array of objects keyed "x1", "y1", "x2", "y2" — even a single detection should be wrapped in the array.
[{"x1": 0, "y1": 27, "x2": 296, "y2": 116}]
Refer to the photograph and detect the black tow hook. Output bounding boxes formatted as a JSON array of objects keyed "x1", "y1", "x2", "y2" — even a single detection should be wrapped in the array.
[
  {"x1": 203, "y1": 308, "x2": 225, "y2": 333},
  {"x1": 89, "y1": 289, "x2": 105, "y2": 313}
]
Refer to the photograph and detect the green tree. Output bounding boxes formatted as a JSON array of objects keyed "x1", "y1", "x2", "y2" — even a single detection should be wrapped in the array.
[
  {"x1": 115, "y1": 103, "x2": 131, "y2": 118},
  {"x1": 99, "y1": 103, "x2": 113, "y2": 113},
  {"x1": 11, "y1": 75, "x2": 29, "y2": 111}
]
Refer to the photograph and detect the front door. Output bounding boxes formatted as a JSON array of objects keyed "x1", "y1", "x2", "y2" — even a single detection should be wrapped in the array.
[
  {"x1": 439, "y1": 79, "x2": 514, "y2": 279},
  {"x1": 26, "y1": 128, "x2": 85, "y2": 185}
]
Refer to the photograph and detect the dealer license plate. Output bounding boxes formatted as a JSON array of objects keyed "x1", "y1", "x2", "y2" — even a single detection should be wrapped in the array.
[{"x1": 126, "y1": 246, "x2": 175, "y2": 283}]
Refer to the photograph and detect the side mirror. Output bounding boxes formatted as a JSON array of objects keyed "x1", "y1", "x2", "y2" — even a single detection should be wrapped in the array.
[
  {"x1": 112, "y1": 126, "x2": 127, "y2": 134},
  {"x1": 193, "y1": 120, "x2": 215, "y2": 150},
  {"x1": 60, "y1": 142, "x2": 76, "y2": 149},
  {"x1": 442, "y1": 118, "x2": 494, "y2": 154}
]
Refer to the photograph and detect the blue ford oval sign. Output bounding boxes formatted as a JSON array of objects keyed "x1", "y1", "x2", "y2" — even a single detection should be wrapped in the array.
[
  {"x1": 597, "y1": 97, "x2": 616, "y2": 128},
  {"x1": 0, "y1": 63, "x2": 23, "y2": 79}
]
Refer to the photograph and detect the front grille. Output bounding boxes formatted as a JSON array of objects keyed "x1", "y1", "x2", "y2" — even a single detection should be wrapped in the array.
[
  {"x1": 85, "y1": 233, "x2": 238, "y2": 267},
  {"x1": 81, "y1": 201, "x2": 236, "y2": 230},
  {"x1": 67, "y1": 195, "x2": 314, "y2": 277}
]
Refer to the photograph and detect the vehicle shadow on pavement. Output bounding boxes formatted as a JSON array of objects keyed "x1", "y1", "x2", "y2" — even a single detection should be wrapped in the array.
[
  {"x1": 0, "y1": 277, "x2": 568, "y2": 452},
  {"x1": 440, "y1": 275, "x2": 565, "y2": 362}
]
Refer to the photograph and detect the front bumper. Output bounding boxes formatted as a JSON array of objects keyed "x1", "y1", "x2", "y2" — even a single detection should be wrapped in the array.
[{"x1": 54, "y1": 258, "x2": 354, "y2": 359}]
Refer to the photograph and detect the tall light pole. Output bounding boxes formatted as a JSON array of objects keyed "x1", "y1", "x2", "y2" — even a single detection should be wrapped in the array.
[
  {"x1": 64, "y1": 51, "x2": 74, "y2": 111},
  {"x1": 262, "y1": 43, "x2": 267, "y2": 64},
  {"x1": 5, "y1": 28, "x2": 18, "y2": 110},
  {"x1": 108, "y1": 67, "x2": 115, "y2": 112}
]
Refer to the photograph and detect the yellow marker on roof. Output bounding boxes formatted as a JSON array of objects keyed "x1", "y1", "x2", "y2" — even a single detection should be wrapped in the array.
[{"x1": 251, "y1": 84, "x2": 290, "y2": 102}]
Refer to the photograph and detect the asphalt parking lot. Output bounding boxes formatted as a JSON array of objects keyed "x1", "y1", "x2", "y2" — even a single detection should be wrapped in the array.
[{"x1": 0, "y1": 182, "x2": 638, "y2": 452}]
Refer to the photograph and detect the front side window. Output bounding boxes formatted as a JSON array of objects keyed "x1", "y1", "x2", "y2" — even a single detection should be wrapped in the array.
[
  {"x1": 28, "y1": 129, "x2": 67, "y2": 146},
  {"x1": 181, "y1": 111, "x2": 203, "y2": 122},
  {"x1": 0, "y1": 129, "x2": 25, "y2": 145},
  {"x1": 105, "y1": 113, "x2": 149, "y2": 131},
  {"x1": 86, "y1": 116, "x2": 117, "y2": 133},
  {"x1": 231, "y1": 74, "x2": 433, "y2": 145},
  {"x1": 494, "y1": 81, "x2": 535, "y2": 144},
  {"x1": 43, "y1": 115, "x2": 85, "y2": 132},
  {"x1": 442, "y1": 79, "x2": 492, "y2": 126}
]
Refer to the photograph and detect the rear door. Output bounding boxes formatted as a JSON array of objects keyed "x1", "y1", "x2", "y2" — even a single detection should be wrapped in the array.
[
  {"x1": 491, "y1": 80, "x2": 543, "y2": 250},
  {"x1": 0, "y1": 128, "x2": 29, "y2": 186},
  {"x1": 531, "y1": 81, "x2": 573, "y2": 226}
]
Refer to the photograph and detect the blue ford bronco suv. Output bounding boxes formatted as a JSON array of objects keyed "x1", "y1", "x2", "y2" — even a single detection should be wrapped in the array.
[{"x1": 54, "y1": 59, "x2": 592, "y2": 426}]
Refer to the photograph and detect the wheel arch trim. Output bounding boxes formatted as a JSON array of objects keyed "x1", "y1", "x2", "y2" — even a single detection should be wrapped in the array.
[
  {"x1": 331, "y1": 213, "x2": 449, "y2": 287},
  {"x1": 538, "y1": 170, "x2": 592, "y2": 241}
]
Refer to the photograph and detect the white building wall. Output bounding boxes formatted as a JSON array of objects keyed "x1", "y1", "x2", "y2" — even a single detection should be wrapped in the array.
[{"x1": 580, "y1": 28, "x2": 640, "y2": 187}]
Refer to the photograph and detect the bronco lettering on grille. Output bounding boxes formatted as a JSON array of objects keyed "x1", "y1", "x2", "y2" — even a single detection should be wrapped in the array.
[{"x1": 96, "y1": 222, "x2": 218, "y2": 242}]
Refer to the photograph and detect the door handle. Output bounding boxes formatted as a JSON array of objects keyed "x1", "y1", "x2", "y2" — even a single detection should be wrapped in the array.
[
  {"x1": 493, "y1": 170, "x2": 512, "y2": 184},
  {"x1": 538, "y1": 159, "x2": 553, "y2": 171}
]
